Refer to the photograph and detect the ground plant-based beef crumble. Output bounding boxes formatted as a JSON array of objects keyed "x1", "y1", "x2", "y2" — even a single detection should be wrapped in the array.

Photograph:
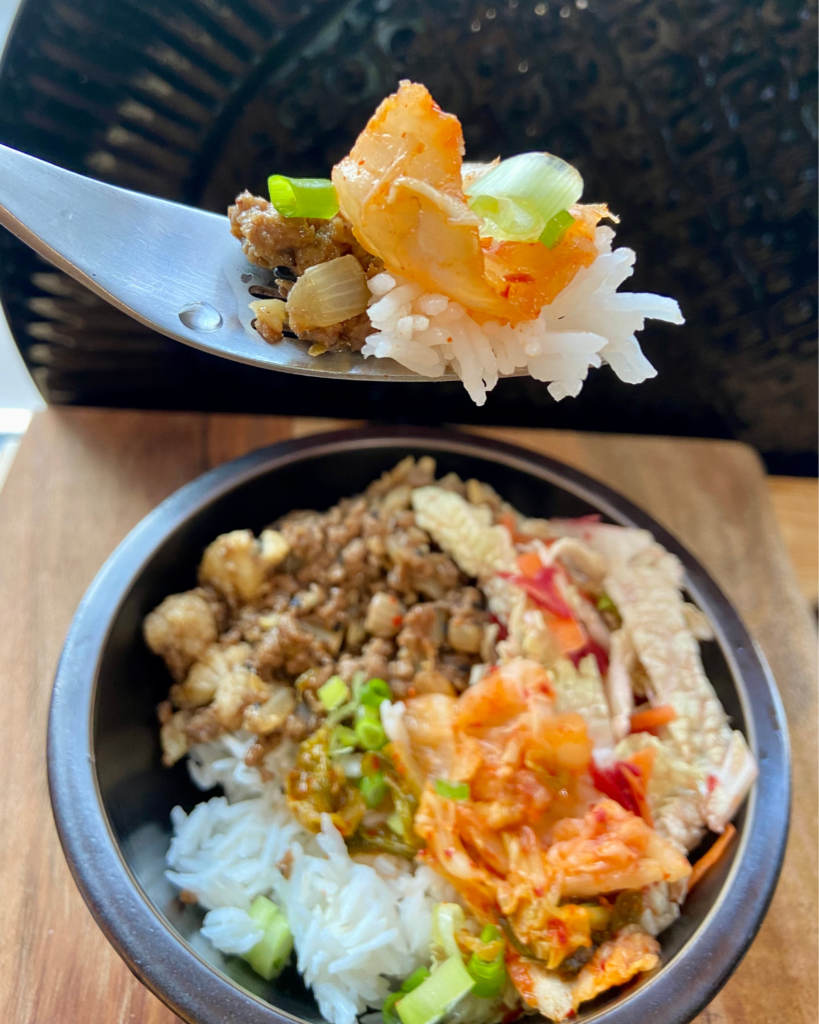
[
  {"x1": 228, "y1": 190, "x2": 383, "y2": 353},
  {"x1": 147, "y1": 457, "x2": 496, "y2": 770}
]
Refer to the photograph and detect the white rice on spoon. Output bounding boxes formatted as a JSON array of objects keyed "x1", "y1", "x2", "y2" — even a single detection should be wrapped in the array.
[{"x1": 362, "y1": 227, "x2": 684, "y2": 406}]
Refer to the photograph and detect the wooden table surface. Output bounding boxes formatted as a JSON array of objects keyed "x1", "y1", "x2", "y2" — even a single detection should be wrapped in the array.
[{"x1": 0, "y1": 408, "x2": 815, "y2": 1024}]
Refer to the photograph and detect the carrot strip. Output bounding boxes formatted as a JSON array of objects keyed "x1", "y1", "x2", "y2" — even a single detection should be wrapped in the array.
[
  {"x1": 544, "y1": 612, "x2": 586, "y2": 655},
  {"x1": 516, "y1": 551, "x2": 542, "y2": 578},
  {"x1": 689, "y1": 824, "x2": 737, "y2": 888},
  {"x1": 627, "y1": 745, "x2": 657, "y2": 783},
  {"x1": 630, "y1": 704, "x2": 677, "y2": 734},
  {"x1": 621, "y1": 762, "x2": 654, "y2": 828},
  {"x1": 498, "y1": 512, "x2": 532, "y2": 545}
]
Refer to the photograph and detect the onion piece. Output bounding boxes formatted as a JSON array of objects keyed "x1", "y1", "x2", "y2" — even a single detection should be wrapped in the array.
[
  {"x1": 285, "y1": 255, "x2": 370, "y2": 331},
  {"x1": 249, "y1": 298, "x2": 287, "y2": 336}
]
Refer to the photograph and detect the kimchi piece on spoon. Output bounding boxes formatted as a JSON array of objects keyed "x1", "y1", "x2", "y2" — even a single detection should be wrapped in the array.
[{"x1": 229, "y1": 81, "x2": 683, "y2": 404}]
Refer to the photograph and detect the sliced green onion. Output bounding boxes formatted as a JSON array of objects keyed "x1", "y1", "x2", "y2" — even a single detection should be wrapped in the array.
[
  {"x1": 351, "y1": 670, "x2": 368, "y2": 701},
  {"x1": 401, "y1": 967, "x2": 431, "y2": 993},
  {"x1": 431, "y1": 903, "x2": 466, "y2": 960},
  {"x1": 596, "y1": 593, "x2": 617, "y2": 614},
  {"x1": 469, "y1": 194, "x2": 544, "y2": 243},
  {"x1": 359, "y1": 770, "x2": 388, "y2": 808},
  {"x1": 395, "y1": 955, "x2": 475, "y2": 1024},
  {"x1": 467, "y1": 951, "x2": 506, "y2": 998},
  {"x1": 326, "y1": 700, "x2": 358, "y2": 727},
  {"x1": 387, "y1": 812, "x2": 406, "y2": 836},
  {"x1": 329, "y1": 724, "x2": 358, "y2": 755},
  {"x1": 248, "y1": 894, "x2": 279, "y2": 929},
  {"x1": 317, "y1": 675, "x2": 349, "y2": 711},
  {"x1": 480, "y1": 924, "x2": 501, "y2": 944},
  {"x1": 383, "y1": 992, "x2": 403, "y2": 1024},
  {"x1": 360, "y1": 678, "x2": 392, "y2": 708},
  {"x1": 268, "y1": 175, "x2": 339, "y2": 219},
  {"x1": 243, "y1": 896, "x2": 293, "y2": 981},
  {"x1": 539, "y1": 209, "x2": 576, "y2": 249},
  {"x1": 355, "y1": 705, "x2": 387, "y2": 750},
  {"x1": 434, "y1": 779, "x2": 471, "y2": 801},
  {"x1": 464, "y1": 152, "x2": 583, "y2": 242}
]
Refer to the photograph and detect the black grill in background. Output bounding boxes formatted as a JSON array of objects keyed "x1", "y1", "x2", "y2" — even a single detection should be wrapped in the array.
[{"x1": 0, "y1": 0, "x2": 815, "y2": 473}]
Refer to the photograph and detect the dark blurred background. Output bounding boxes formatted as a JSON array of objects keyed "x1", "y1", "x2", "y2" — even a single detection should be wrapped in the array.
[{"x1": 0, "y1": 0, "x2": 815, "y2": 473}]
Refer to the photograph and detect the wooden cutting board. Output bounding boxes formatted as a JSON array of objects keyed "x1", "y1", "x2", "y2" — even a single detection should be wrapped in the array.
[{"x1": 0, "y1": 408, "x2": 815, "y2": 1024}]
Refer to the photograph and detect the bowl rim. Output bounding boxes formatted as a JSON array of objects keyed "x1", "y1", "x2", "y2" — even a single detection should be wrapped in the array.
[{"x1": 47, "y1": 424, "x2": 791, "y2": 1024}]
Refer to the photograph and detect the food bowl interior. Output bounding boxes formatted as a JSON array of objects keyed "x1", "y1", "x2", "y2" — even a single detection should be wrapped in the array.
[{"x1": 93, "y1": 445, "x2": 746, "y2": 1022}]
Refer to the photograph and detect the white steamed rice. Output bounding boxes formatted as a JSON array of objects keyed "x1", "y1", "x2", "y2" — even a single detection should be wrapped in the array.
[
  {"x1": 362, "y1": 227, "x2": 684, "y2": 405},
  {"x1": 166, "y1": 734, "x2": 456, "y2": 1024}
]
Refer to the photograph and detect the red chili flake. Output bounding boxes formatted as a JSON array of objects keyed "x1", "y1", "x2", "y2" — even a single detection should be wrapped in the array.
[
  {"x1": 392, "y1": 615, "x2": 403, "y2": 627},
  {"x1": 489, "y1": 613, "x2": 509, "y2": 641},
  {"x1": 508, "y1": 565, "x2": 575, "y2": 619},
  {"x1": 591, "y1": 761, "x2": 640, "y2": 816},
  {"x1": 707, "y1": 774, "x2": 717, "y2": 793},
  {"x1": 534, "y1": 885, "x2": 544, "y2": 898},
  {"x1": 444, "y1": 847, "x2": 455, "y2": 859},
  {"x1": 568, "y1": 638, "x2": 609, "y2": 676},
  {"x1": 503, "y1": 272, "x2": 536, "y2": 283}
]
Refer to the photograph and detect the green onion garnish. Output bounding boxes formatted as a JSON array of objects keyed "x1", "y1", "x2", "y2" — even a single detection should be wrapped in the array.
[
  {"x1": 387, "y1": 812, "x2": 406, "y2": 836},
  {"x1": 359, "y1": 677, "x2": 392, "y2": 708},
  {"x1": 480, "y1": 924, "x2": 501, "y2": 944},
  {"x1": 359, "y1": 770, "x2": 388, "y2": 808},
  {"x1": 329, "y1": 724, "x2": 358, "y2": 755},
  {"x1": 351, "y1": 670, "x2": 368, "y2": 701},
  {"x1": 395, "y1": 955, "x2": 475, "y2": 1024},
  {"x1": 383, "y1": 992, "x2": 403, "y2": 1024},
  {"x1": 401, "y1": 967, "x2": 431, "y2": 993},
  {"x1": 464, "y1": 152, "x2": 583, "y2": 243},
  {"x1": 468, "y1": 194, "x2": 543, "y2": 243},
  {"x1": 596, "y1": 593, "x2": 617, "y2": 614},
  {"x1": 431, "y1": 903, "x2": 466, "y2": 960},
  {"x1": 326, "y1": 700, "x2": 358, "y2": 727},
  {"x1": 434, "y1": 779, "x2": 470, "y2": 801},
  {"x1": 243, "y1": 896, "x2": 293, "y2": 981},
  {"x1": 268, "y1": 175, "x2": 339, "y2": 219},
  {"x1": 355, "y1": 705, "x2": 387, "y2": 750},
  {"x1": 467, "y1": 951, "x2": 506, "y2": 998},
  {"x1": 317, "y1": 675, "x2": 349, "y2": 711},
  {"x1": 539, "y1": 209, "x2": 576, "y2": 249}
]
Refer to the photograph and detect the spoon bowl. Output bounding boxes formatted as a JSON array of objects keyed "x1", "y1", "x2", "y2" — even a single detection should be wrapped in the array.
[{"x1": 0, "y1": 143, "x2": 523, "y2": 383}]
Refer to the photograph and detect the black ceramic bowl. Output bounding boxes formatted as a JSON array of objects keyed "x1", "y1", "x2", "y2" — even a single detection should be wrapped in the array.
[{"x1": 48, "y1": 426, "x2": 790, "y2": 1024}]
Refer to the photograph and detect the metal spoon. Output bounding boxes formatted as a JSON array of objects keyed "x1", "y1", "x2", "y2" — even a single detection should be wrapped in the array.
[{"x1": 0, "y1": 143, "x2": 522, "y2": 383}]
